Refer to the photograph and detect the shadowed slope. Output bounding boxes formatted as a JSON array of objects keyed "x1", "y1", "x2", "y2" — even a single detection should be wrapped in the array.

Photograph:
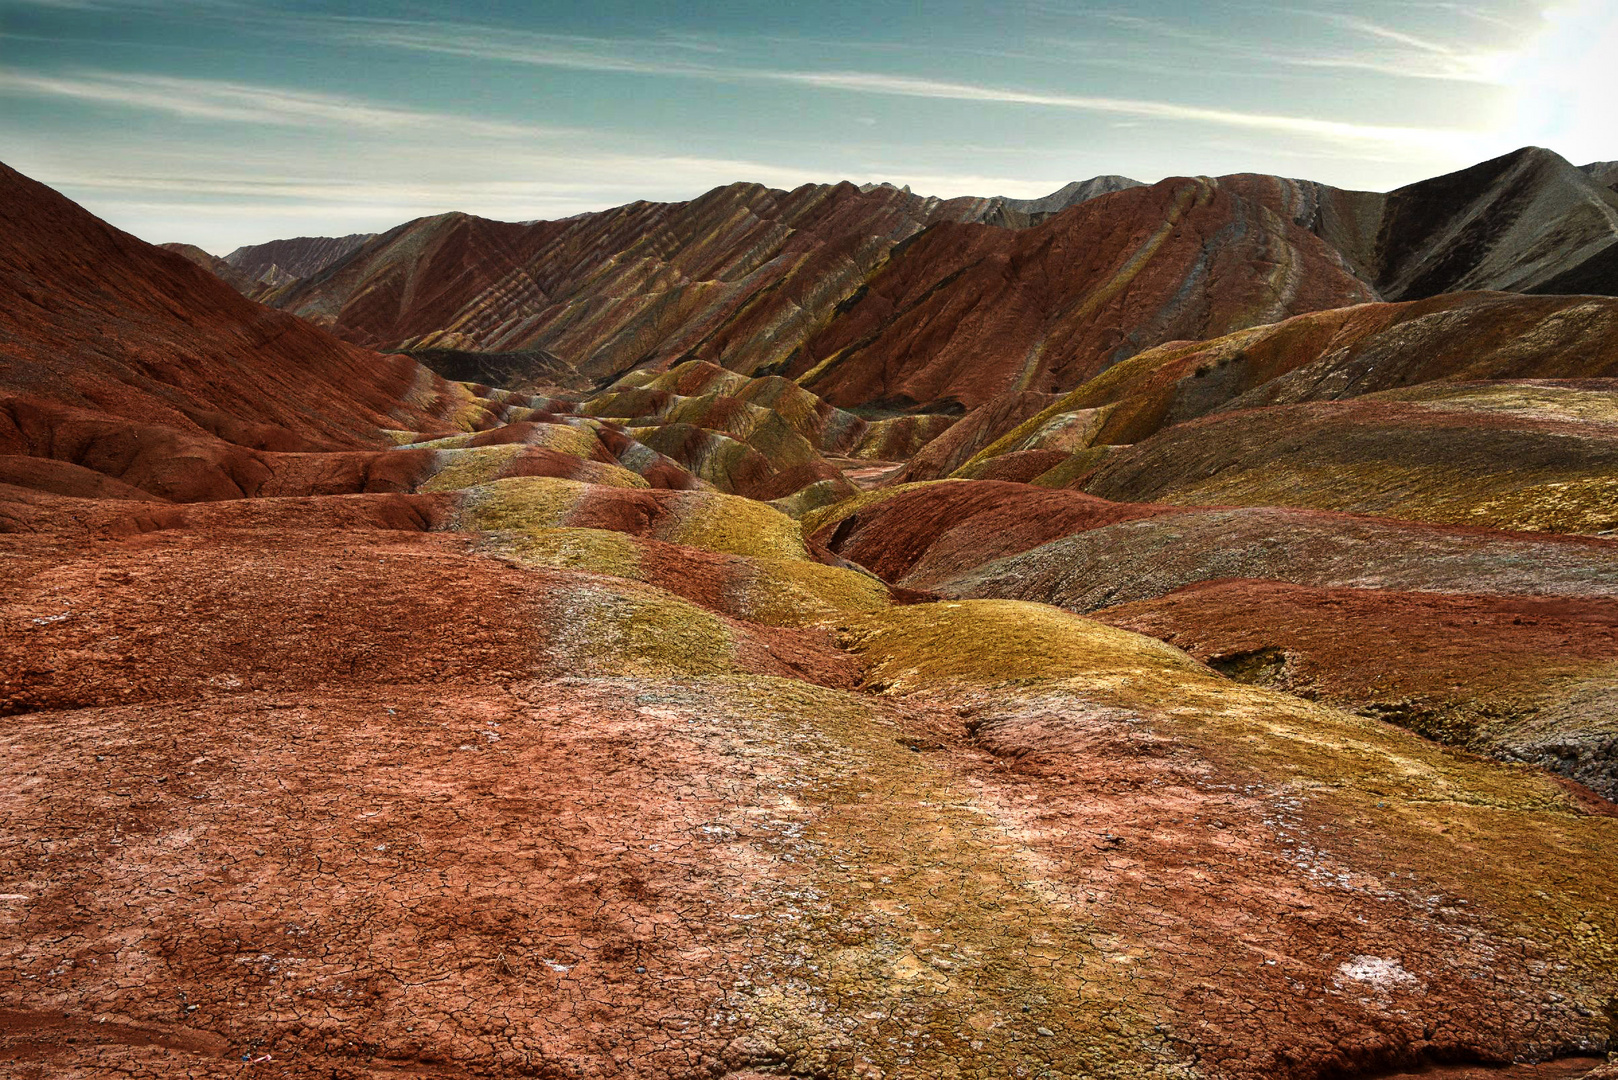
[
  {"x1": 0, "y1": 160, "x2": 476, "y2": 452},
  {"x1": 1368, "y1": 147, "x2": 1618, "y2": 299}
]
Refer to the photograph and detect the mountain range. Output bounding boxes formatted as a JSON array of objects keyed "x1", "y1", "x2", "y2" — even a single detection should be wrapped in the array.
[
  {"x1": 3, "y1": 146, "x2": 1618, "y2": 1080},
  {"x1": 180, "y1": 146, "x2": 1618, "y2": 410}
]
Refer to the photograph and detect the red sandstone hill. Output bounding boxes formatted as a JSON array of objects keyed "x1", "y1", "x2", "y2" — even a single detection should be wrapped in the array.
[
  {"x1": 255, "y1": 178, "x2": 1138, "y2": 384},
  {"x1": 177, "y1": 147, "x2": 1618, "y2": 413},
  {"x1": 789, "y1": 174, "x2": 1377, "y2": 408},
  {"x1": 265, "y1": 182, "x2": 994, "y2": 375},
  {"x1": 237, "y1": 174, "x2": 1379, "y2": 408},
  {"x1": 0, "y1": 161, "x2": 463, "y2": 452}
]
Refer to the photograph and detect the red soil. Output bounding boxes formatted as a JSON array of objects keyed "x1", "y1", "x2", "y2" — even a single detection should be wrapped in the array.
[
  {"x1": 1096, "y1": 580, "x2": 1618, "y2": 686},
  {"x1": 0, "y1": 527, "x2": 857, "y2": 718},
  {"x1": 814, "y1": 480, "x2": 1179, "y2": 586},
  {"x1": 0, "y1": 163, "x2": 463, "y2": 450},
  {"x1": 1094, "y1": 579, "x2": 1618, "y2": 795}
]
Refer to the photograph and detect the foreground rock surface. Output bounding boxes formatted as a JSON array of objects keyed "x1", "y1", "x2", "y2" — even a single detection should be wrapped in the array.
[{"x1": 4, "y1": 534, "x2": 1617, "y2": 1079}]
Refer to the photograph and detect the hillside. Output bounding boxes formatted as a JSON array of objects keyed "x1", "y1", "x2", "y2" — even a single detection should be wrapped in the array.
[
  {"x1": 5, "y1": 159, "x2": 1618, "y2": 1080},
  {"x1": 176, "y1": 148, "x2": 1618, "y2": 412}
]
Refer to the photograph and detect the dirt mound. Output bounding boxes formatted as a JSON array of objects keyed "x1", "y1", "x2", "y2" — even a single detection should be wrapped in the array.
[
  {"x1": 807, "y1": 479, "x2": 1176, "y2": 587},
  {"x1": 940, "y1": 506, "x2": 1618, "y2": 611},
  {"x1": 1082, "y1": 391, "x2": 1618, "y2": 533},
  {"x1": 1095, "y1": 580, "x2": 1618, "y2": 797}
]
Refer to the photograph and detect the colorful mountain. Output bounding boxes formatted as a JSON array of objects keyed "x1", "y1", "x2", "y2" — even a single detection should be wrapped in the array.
[
  {"x1": 6, "y1": 157, "x2": 1618, "y2": 1080},
  {"x1": 176, "y1": 148, "x2": 1618, "y2": 414}
]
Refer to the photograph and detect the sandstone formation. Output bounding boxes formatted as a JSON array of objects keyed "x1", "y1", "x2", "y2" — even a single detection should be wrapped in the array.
[
  {"x1": 789, "y1": 175, "x2": 1378, "y2": 408},
  {"x1": 1079, "y1": 385, "x2": 1618, "y2": 533},
  {"x1": 921, "y1": 292, "x2": 1618, "y2": 495},
  {"x1": 174, "y1": 148, "x2": 1618, "y2": 414},
  {"x1": 7, "y1": 159, "x2": 1618, "y2": 1080},
  {"x1": 269, "y1": 183, "x2": 976, "y2": 372}
]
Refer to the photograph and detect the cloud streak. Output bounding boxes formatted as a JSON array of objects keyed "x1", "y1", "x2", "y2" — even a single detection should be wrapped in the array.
[
  {"x1": 0, "y1": 68, "x2": 564, "y2": 138},
  {"x1": 1291, "y1": 10, "x2": 1508, "y2": 82},
  {"x1": 768, "y1": 69, "x2": 1460, "y2": 147},
  {"x1": 335, "y1": 18, "x2": 1463, "y2": 149}
]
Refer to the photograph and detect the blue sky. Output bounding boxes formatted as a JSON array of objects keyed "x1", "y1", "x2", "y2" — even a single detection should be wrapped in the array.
[{"x1": 0, "y1": 0, "x2": 1610, "y2": 252}]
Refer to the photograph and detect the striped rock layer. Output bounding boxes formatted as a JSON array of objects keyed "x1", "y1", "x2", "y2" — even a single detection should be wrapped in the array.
[{"x1": 186, "y1": 146, "x2": 1618, "y2": 413}]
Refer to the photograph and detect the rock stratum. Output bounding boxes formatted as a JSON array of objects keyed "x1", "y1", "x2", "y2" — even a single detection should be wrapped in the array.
[
  {"x1": 4, "y1": 156, "x2": 1618, "y2": 1080},
  {"x1": 184, "y1": 147, "x2": 1618, "y2": 412}
]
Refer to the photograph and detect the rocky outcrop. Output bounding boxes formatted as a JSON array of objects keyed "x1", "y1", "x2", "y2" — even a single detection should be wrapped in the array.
[{"x1": 223, "y1": 231, "x2": 374, "y2": 284}]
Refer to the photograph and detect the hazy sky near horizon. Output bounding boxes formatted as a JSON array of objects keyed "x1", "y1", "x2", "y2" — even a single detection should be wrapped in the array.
[{"x1": 0, "y1": 0, "x2": 1610, "y2": 252}]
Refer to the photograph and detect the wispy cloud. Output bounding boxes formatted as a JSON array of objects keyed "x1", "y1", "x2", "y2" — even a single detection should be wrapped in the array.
[
  {"x1": 1069, "y1": 7, "x2": 1505, "y2": 84},
  {"x1": 330, "y1": 17, "x2": 1462, "y2": 149},
  {"x1": 0, "y1": 68, "x2": 564, "y2": 138},
  {"x1": 1293, "y1": 10, "x2": 1508, "y2": 81},
  {"x1": 1313, "y1": 11, "x2": 1460, "y2": 55},
  {"x1": 767, "y1": 70, "x2": 1459, "y2": 147}
]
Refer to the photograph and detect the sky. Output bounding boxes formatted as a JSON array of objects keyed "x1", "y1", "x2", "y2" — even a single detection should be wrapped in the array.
[{"x1": 0, "y1": 0, "x2": 1611, "y2": 253}]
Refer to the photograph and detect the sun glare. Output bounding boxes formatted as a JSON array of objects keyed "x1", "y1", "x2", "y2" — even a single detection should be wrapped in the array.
[{"x1": 1502, "y1": 0, "x2": 1617, "y2": 163}]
